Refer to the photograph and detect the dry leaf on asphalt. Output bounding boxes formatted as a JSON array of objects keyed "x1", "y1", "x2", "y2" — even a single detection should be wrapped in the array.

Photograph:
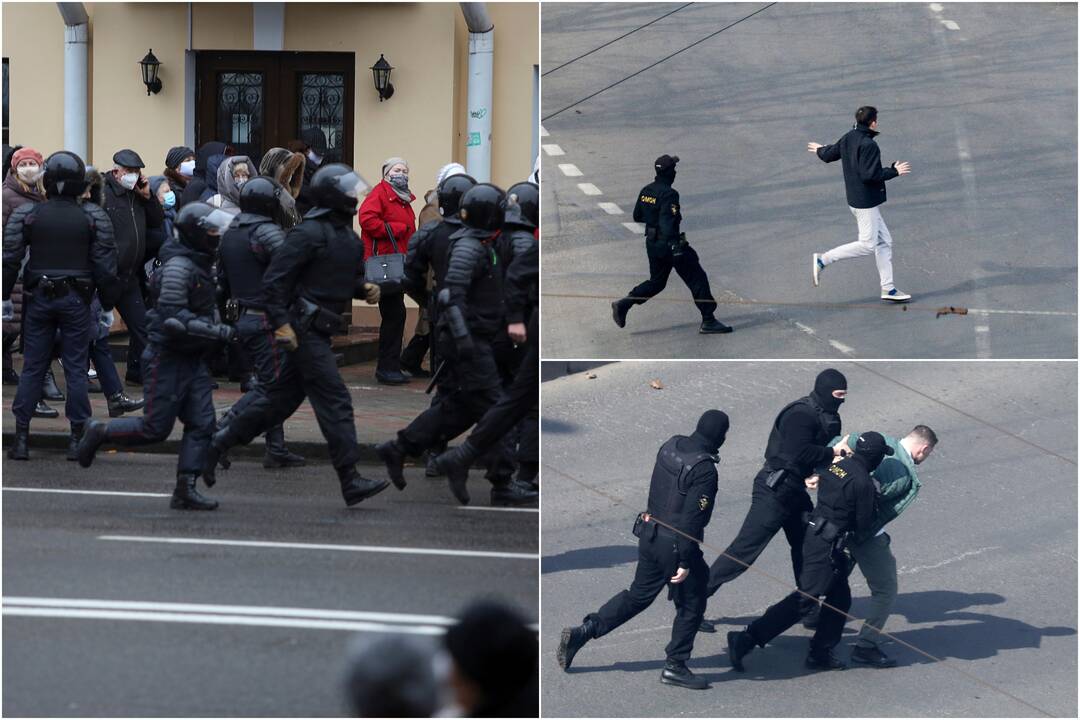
[
  {"x1": 585, "y1": 372, "x2": 597, "y2": 379},
  {"x1": 650, "y1": 379, "x2": 664, "y2": 390}
]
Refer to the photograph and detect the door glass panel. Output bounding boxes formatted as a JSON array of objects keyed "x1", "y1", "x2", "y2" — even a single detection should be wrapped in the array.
[
  {"x1": 298, "y1": 73, "x2": 345, "y2": 164},
  {"x1": 217, "y1": 71, "x2": 264, "y2": 161}
]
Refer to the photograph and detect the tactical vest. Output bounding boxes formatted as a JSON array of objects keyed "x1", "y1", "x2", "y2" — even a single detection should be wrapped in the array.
[
  {"x1": 646, "y1": 435, "x2": 717, "y2": 533},
  {"x1": 219, "y1": 221, "x2": 271, "y2": 306},
  {"x1": 430, "y1": 219, "x2": 463, "y2": 290},
  {"x1": 24, "y1": 201, "x2": 93, "y2": 278},
  {"x1": 296, "y1": 219, "x2": 364, "y2": 314},
  {"x1": 763, "y1": 395, "x2": 841, "y2": 473},
  {"x1": 814, "y1": 456, "x2": 865, "y2": 531}
]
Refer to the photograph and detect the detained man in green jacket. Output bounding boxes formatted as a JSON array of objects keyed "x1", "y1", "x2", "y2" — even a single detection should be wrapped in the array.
[{"x1": 806, "y1": 424, "x2": 938, "y2": 668}]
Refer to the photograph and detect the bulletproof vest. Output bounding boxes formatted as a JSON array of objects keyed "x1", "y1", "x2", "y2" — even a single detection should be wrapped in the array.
[
  {"x1": 187, "y1": 257, "x2": 218, "y2": 316},
  {"x1": 24, "y1": 201, "x2": 94, "y2": 277},
  {"x1": 646, "y1": 436, "x2": 717, "y2": 533},
  {"x1": 814, "y1": 456, "x2": 866, "y2": 531},
  {"x1": 430, "y1": 218, "x2": 463, "y2": 290},
  {"x1": 461, "y1": 243, "x2": 504, "y2": 336},
  {"x1": 763, "y1": 395, "x2": 840, "y2": 473},
  {"x1": 296, "y1": 218, "x2": 363, "y2": 314},
  {"x1": 636, "y1": 181, "x2": 664, "y2": 229},
  {"x1": 219, "y1": 220, "x2": 271, "y2": 305}
]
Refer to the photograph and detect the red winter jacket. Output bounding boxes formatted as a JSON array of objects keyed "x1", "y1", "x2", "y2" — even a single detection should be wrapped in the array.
[{"x1": 359, "y1": 179, "x2": 416, "y2": 260}]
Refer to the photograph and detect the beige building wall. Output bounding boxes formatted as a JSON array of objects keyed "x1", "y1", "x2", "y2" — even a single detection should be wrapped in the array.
[{"x1": 2, "y1": 2, "x2": 66, "y2": 159}]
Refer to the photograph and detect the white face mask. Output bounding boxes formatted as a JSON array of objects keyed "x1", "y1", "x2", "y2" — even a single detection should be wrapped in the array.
[
  {"x1": 16, "y1": 164, "x2": 40, "y2": 183},
  {"x1": 119, "y1": 172, "x2": 139, "y2": 190},
  {"x1": 306, "y1": 149, "x2": 323, "y2": 167},
  {"x1": 178, "y1": 159, "x2": 196, "y2": 177},
  {"x1": 234, "y1": 177, "x2": 247, "y2": 189}
]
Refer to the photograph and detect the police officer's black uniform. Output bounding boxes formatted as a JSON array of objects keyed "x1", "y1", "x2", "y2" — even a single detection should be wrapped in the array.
[
  {"x1": 216, "y1": 176, "x2": 305, "y2": 469},
  {"x1": 556, "y1": 411, "x2": 728, "y2": 690},
  {"x1": 3, "y1": 151, "x2": 119, "y2": 461},
  {"x1": 376, "y1": 184, "x2": 536, "y2": 507},
  {"x1": 611, "y1": 155, "x2": 731, "y2": 334},
  {"x1": 77, "y1": 202, "x2": 235, "y2": 511},
  {"x1": 699, "y1": 369, "x2": 847, "y2": 635},
  {"x1": 203, "y1": 164, "x2": 390, "y2": 507},
  {"x1": 435, "y1": 182, "x2": 540, "y2": 495},
  {"x1": 727, "y1": 432, "x2": 888, "y2": 671}
]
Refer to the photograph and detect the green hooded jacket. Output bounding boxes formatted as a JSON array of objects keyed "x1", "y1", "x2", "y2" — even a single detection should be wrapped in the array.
[{"x1": 829, "y1": 432, "x2": 921, "y2": 544}]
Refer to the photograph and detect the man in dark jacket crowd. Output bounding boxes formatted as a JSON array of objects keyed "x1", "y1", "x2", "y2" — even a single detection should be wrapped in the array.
[{"x1": 809, "y1": 106, "x2": 913, "y2": 302}]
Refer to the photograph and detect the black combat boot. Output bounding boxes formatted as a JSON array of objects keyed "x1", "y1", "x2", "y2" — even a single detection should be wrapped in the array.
[
  {"x1": 107, "y1": 391, "x2": 145, "y2": 417},
  {"x1": 490, "y1": 477, "x2": 539, "y2": 506},
  {"x1": 611, "y1": 298, "x2": 632, "y2": 328},
  {"x1": 202, "y1": 430, "x2": 233, "y2": 487},
  {"x1": 339, "y1": 466, "x2": 391, "y2": 506},
  {"x1": 375, "y1": 439, "x2": 408, "y2": 490},
  {"x1": 850, "y1": 644, "x2": 897, "y2": 668},
  {"x1": 698, "y1": 618, "x2": 717, "y2": 633},
  {"x1": 805, "y1": 646, "x2": 847, "y2": 671},
  {"x1": 8, "y1": 423, "x2": 29, "y2": 460},
  {"x1": 67, "y1": 423, "x2": 85, "y2": 461},
  {"x1": 425, "y1": 453, "x2": 443, "y2": 477},
  {"x1": 699, "y1": 317, "x2": 733, "y2": 334},
  {"x1": 445, "y1": 465, "x2": 470, "y2": 505},
  {"x1": 2, "y1": 367, "x2": 18, "y2": 385},
  {"x1": 434, "y1": 439, "x2": 478, "y2": 476},
  {"x1": 557, "y1": 617, "x2": 598, "y2": 670},
  {"x1": 517, "y1": 461, "x2": 539, "y2": 491},
  {"x1": 33, "y1": 400, "x2": 59, "y2": 419},
  {"x1": 171, "y1": 473, "x2": 219, "y2": 510},
  {"x1": 727, "y1": 630, "x2": 757, "y2": 672},
  {"x1": 660, "y1": 660, "x2": 709, "y2": 690},
  {"x1": 239, "y1": 373, "x2": 258, "y2": 393},
  {"x1": 42, "y1": 369, "x2": 65, "y2": 400},
  {"x1": 263, "y1": 425, "x2": 306, "y2": 468},
  {"x1": 76, "y1": 420, "x2": 108, "y2": 467}
]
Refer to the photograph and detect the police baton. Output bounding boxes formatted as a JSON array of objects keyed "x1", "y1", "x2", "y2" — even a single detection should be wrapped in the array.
[{"x1": 425, "y1": 360, "x2": 446, "y2": 394}]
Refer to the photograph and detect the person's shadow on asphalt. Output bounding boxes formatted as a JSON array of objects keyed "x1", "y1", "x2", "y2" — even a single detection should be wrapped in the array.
[{"x1": 542, "y1": 545, "x2": 639, "y2": 574}]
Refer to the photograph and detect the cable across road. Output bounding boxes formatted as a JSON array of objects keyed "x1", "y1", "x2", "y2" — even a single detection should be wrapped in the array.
[
  {"x1": 541, "y1": 3, "x2": 696, "y2": 77},
  {"x1": 542, "y1": 460, "x2": 1056, "y2": 717},
  {"x1": 543, "y1": 3, "x2": 777, "y2": 122}
]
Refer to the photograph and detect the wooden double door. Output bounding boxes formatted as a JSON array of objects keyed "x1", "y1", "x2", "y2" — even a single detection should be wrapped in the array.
[{"x1": 196, "y1": 51, "x2": 355, "y2": 167}]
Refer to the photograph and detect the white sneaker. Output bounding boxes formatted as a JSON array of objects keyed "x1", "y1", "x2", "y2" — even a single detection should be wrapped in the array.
[
  {"x1": 812, "y1": 253, "x2": 823, "y2": 287},
  {"x1": 881, "y1": 288, "x2": 911, "y2": 302}
]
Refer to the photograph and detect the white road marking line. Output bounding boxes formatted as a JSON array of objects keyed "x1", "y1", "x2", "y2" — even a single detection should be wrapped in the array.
[
  {"x1": 3, "y1": 487, "x2": 171, "y2": 498},
  {"x1": 898, "y1": 546, "x2": 1000, "y2": 575},
  {"x1": 794, "y1": 322, "x2": 816, "y2": 335},
  {"x1": 2, "y1": 597, "x2": 456, "y2": 626},
  {"x1": 98, "y1": 535, "x2": 538, "y2": 560},
  {"x1": 828, "y1": 339, "x2": 855, "y2": 355},
  {"x1": 577, "y1": 182, "x2": 602, "y2": 196},
  {"x1": 942, "y1": 19, "x2": 959, "y2": 30},
  {"x1": 622, "y1": 222, "x2": 645, "y2": 234},
  {"x1": 558, "y1": 163, "x2": 583, "y2": 177},
  {"x1": 967, "y1": 308, "x2": 1076, "y2": 317},
  {"x1": 975, "y1": 325, "x2": 990, "y2": 333},
  {"x1": 458, "y1": 506, "x2": 539, "y2": 513},
  {"x1": 539, "y1": 125, "x2": 549, "y2": 137},
  {"x1": 597, "y1": 202, "x2": 624, "y2": 215},
  {"x1": 929, "y1": 3, "x2": 944, "y2": 12},
  {"x1": 542, "y1": 143, "x2": 565, "y2": 156}
]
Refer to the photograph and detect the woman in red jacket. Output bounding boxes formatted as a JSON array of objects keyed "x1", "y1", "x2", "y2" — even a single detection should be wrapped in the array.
[{"x1": 359, "y1": 157, "x2": 416, "y2": 384}]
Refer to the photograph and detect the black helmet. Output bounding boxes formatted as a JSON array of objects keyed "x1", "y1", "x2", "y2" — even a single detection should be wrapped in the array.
[
  {"x1": 458, "y1": 183, "x2": 506, "y2": 232},
  {"x1": 437, "y1": 173, "x2": 476, "y2": 217},
  {"x1": 310, "y1": 163, "x2": 370, "y2": 214},
  {"x1": 239, "y1": 176, "x2": 286, "y2": 218},
  {"x1": 504, "y1": 182, "x2": 538, "y2": 229},
  {"x1": 44, "y1": 151, "x2": 87, "y2": 198},
  {"x1": 174, "y1": 202, "x2": 234, "y2": 253}
]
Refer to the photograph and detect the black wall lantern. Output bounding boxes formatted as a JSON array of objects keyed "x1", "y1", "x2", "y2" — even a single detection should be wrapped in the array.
[
  {"x1": 370, "y1": 54, "x2": 394, "y2": 102},
  {"x1": 139, "y1": 49, "x2": 162, "y2": 95}
]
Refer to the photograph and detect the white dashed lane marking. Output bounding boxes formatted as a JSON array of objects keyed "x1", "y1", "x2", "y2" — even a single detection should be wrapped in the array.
[
  {"x1": 929, "y1": 3, "x2": 943, "y2": 12},
  {"x1": 597, "y1": 202, "x2": 624, "y2": 215},
  {"x1": 558, "y1": 163, "x2": 583, "y2": 177},
  {"x1": 577, "y1": 183, "x2": 602, "y2": 196},
  {"x1": 622, "y1": 222, "x2": 645, "y2": 234},
  {"x1": 542, "y1": 144, "x2": 565, "y2": 156},
  {"x1": 539, "y1": 125, "x2": 549, "y2": 137},
  {"x1": 828, "y1": 339, "x2": 856, "y2": 355},
  {"x1": 942, "y1": 19, "x2": 959, "y2": 30},
  {"x1": 4, "y1": 487, "x2": 170, "y2": 498}
]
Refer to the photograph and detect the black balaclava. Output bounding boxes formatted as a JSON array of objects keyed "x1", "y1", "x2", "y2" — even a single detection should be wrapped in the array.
[
  {"x1": 691, "y1": 409, "x2": 729, "y2": 451},
  {"x1": 812, "y1": 368, "x2": 847, "y2": 413},
  {"x1": 852, "y1": 430, "x2": 893, "y2": 472},
  {"x1": 654, "y1": 154, "x2": 678, "y2": 184}
]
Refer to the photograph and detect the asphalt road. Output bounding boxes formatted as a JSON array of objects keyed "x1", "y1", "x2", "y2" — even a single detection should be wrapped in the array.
[
  {"x1": 3, "y1": 453, "x2": 538, "y2": 717},
  {"x1": 541, "y1": 361, "x2": 1077, "y2": 717},
  {"x1": 541, "y1": 2, "x2": 1078, "y2": 359}
]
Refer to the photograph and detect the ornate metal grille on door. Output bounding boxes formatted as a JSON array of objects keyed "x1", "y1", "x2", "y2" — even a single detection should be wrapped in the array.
[
  {"x1": 217, "y1": 71, "x2": 264, "y2": 160},
  {"x1": 298, "y1": 73, "x2": 345, "y2": 164}
]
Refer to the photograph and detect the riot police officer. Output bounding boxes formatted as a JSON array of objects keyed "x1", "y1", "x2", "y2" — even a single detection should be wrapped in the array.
[
  {"x1": 77, "y1": 203, "x2": 235, "y2": 511},
  {"x1": 216, "y1": 176, "x2": 305, "y2": 469},
  {"x1": 727, "y1": 432, "x2": 889, "y2": 672},
  {"x1": 202, "y1": 164, "x2": 389, "y2": 507},
  {"x1": 376, "y1": 184, "x2": 537, "y2": 507},
  {"x1": 556, "y1": 410, "x2": 728, "y2": 689},
  {"x1": 436, "y1": 182, "x2": 540, "y2": 492},
  {"x1": 3, "y1": 151, "x2": 119, "y2": 461},
  {"x1": 611, "y1": 155, "x2": 732, "y2": 334},
  {"x1": 699, "y1": 368, "x2": 849, "y2": 633}
]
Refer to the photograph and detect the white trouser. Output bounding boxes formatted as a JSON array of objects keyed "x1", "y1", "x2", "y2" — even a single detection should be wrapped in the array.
[{"x1": 821, "y1": 206, "x2": 895, "y2": 291}]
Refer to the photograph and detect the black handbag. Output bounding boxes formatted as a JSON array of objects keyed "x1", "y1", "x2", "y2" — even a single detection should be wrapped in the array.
[{"x1": 364, "y1": 222, "x2": 406, "y2": 287}]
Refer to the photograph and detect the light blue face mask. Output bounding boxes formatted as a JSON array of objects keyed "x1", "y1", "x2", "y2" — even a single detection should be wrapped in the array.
[{"x1": 162, "y1": 191, "x2": 176, "y2": 209}]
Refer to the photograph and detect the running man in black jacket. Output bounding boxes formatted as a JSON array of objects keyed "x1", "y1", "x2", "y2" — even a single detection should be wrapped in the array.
[{"x1": 809, "y1": 106, "x2": 913, "y2": 302}]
